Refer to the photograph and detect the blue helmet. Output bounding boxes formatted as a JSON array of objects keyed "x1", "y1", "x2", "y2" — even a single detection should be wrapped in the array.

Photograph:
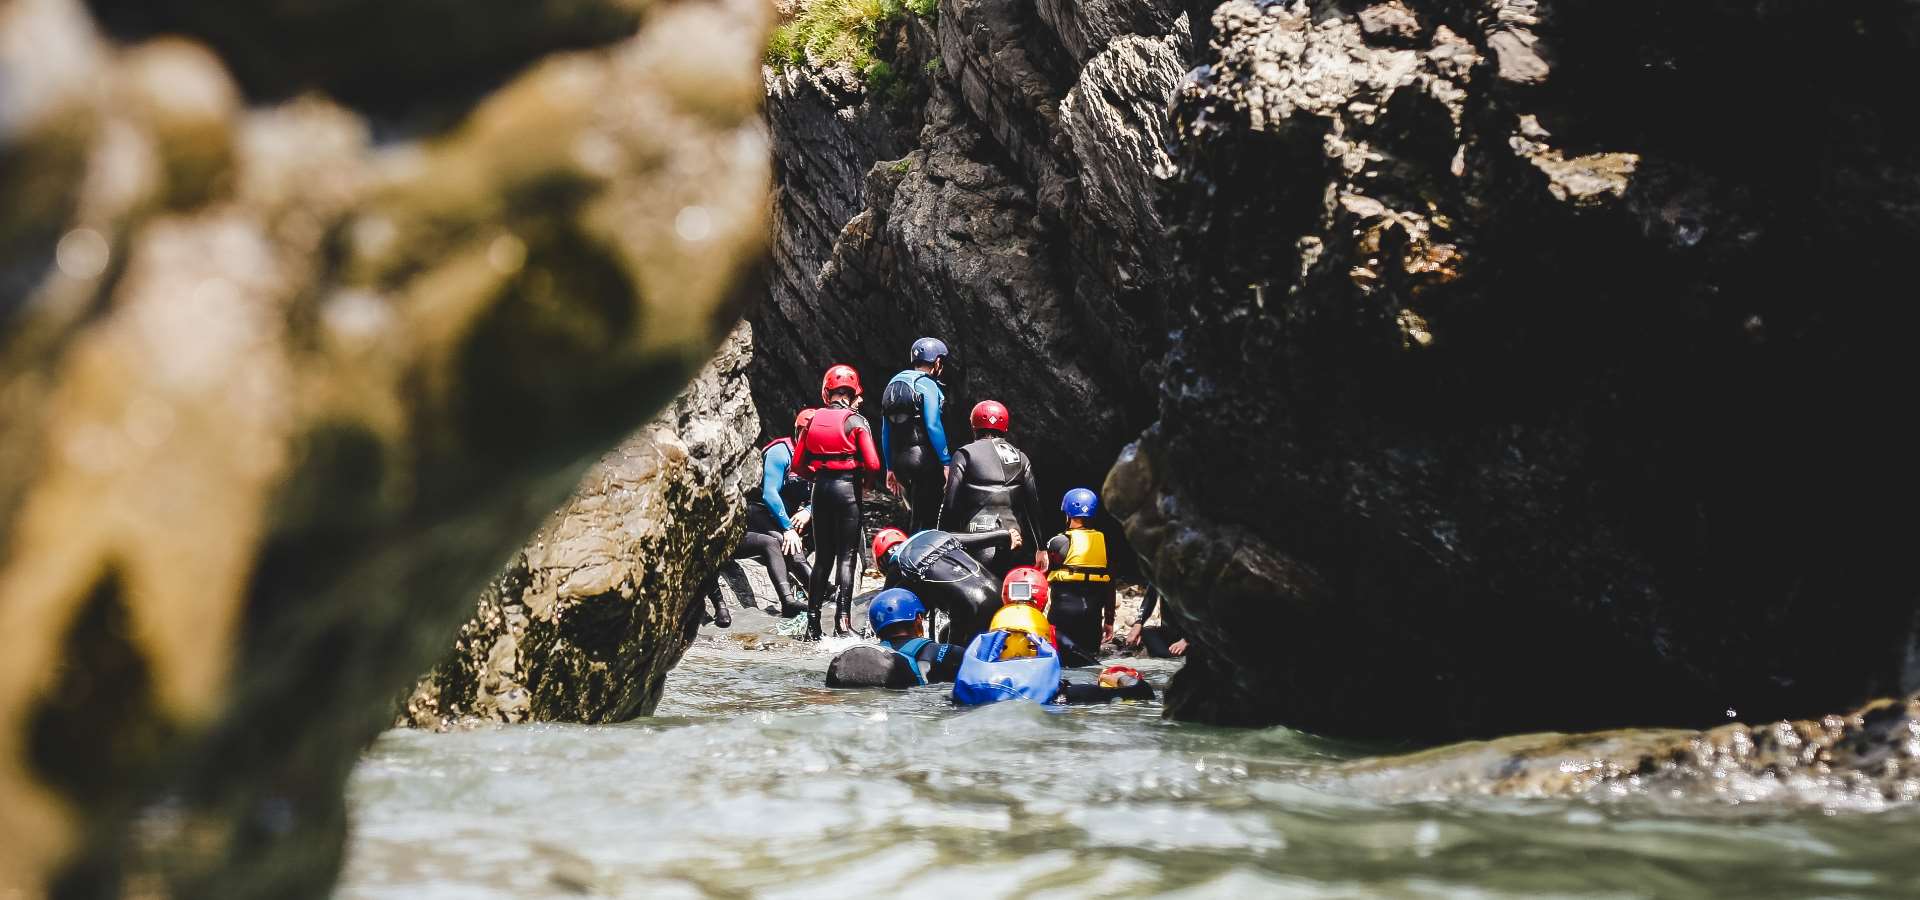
[
  {"x1": 910, "y1": 337, "x2": 948, "y2": 365},
  {"x1": 867, "y1": 588, "x2": 926, "y2": 634},
  {"x1": 1062, "y1": 488, "x2": 1099, "y2": 518}
]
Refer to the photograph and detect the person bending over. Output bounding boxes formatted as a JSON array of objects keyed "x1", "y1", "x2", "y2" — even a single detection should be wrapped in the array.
[{"x1": 871, "y1": 526, "x2": 1018, "y2": 648}]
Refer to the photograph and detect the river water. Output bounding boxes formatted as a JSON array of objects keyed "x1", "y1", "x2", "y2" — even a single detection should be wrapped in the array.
[{"x1": 341, "y1": 638, "x2": 1920, "y2": 899}]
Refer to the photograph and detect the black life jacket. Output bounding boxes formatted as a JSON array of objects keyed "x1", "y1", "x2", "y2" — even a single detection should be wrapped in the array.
[
  {"x1": 881, "y1": 371, "x2": 936, "y2": 449},
  {"x1": 951, "y1": 437, "x2": 1029, "y2": 530}
]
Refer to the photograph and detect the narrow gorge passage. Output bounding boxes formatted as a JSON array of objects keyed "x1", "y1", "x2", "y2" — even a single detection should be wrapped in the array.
[{"x1": 342, "y1": 599, "x2": 1920, "y2": 899}]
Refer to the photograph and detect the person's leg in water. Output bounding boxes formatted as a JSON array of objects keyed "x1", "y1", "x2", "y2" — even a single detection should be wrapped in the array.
[
  {"x1": 1048, "y1": 584, "x2": 1102, "y2": 666},
  {"x1": 739, "y1": 531, "x2": 805, "y2": 617}
]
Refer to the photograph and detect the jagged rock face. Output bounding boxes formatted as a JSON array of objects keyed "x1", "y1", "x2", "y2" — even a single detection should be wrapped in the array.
[
  {"x1": 0, "y1": 0, "x2": 769, "y2": 894},
  {"x1": 752, "y1": 0, "x2": 1192, "y2": 500},
  {"x1": 405, "y1": 325, "x2": 757, "y2": 727},
  {"x1": 1342, "y1": 693, "x2": 1920, "y2": 807},
  {"x1": 1109, "y1": 0, "x2": 1920, "y2": 740}
]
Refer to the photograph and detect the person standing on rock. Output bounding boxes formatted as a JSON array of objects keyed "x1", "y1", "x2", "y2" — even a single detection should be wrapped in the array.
[
  {"x1": 794, "y1": 364, "x2": 882, "y2": 639},
  {"x1": 938, "y1": 400, "x2": 1043, "y2": 582},
  {"x1": 1046, "y1": 488, "x2": 1117, "y2": 667},
  {"x1": 880, "y1": 337, "x2": 952, "y2": 532}
]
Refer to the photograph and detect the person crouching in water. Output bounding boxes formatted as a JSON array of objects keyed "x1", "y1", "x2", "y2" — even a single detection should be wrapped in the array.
[
  {"x1": 951, "y1": 604, "x2": 1154, "y2": 706},
  {"x1": 794, "y1": 364, "x2": 882, "y2": 640},
  {"x1": 1046, "y1": 488, "x2": 1116, "y2": 667},
  {"x1": 824, "y1": 588, "x2": 964, "y2": 688}
]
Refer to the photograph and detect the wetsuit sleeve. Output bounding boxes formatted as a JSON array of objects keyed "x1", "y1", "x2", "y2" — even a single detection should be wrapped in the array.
[
  {"x1": 1137, "y1": 586, "x2": 1159, "y2": 626},
  {"x1": 762, "y1": 443, "x2": 794, "y2": 530},
  {"x1": 1047, "y1": 534, "x2": 1069, "y2": 569},
  {"x1": 879, "y1": 405, "x2": 892, "y2": 468},
  {"x1": 920, "y1": 642, "x2": 965, "y2": 683},
  {"x1": 938, "y1": 449, "x2": 966, "y2": 531},
  {"x1": 847, "y1": 414, "x2": 882, "y2": 473},
  {"x1": 921, "y1": 379, "x2": 950, "y2": 464},
  {"x1": 1016, "y1": 451, "x2": 1040, "y2": 546},
  {"x1": 952, "y1": 530, "x2": 1011, "y2": 553}
]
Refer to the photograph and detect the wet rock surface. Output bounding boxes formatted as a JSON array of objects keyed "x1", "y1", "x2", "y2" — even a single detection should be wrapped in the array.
[
  {"x1": 752, "y1": 0, "x2": 1193, "y2": 500},
  {"x1": 0, "y1": 0, "x2": 769, "y2": 893},
  {"x1": 1343, "y1": 693, "x2": 1920, "y2": 807},
  {"x1": 1109, "y1": 0, "x2": 1920, "y2": 741},
  {"x1": 405, "y1": 325, "x2": 758, "y2": 728}
]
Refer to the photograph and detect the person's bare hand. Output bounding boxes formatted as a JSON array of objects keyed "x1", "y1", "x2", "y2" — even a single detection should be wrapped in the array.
[
  {"x1": 1126, "y1": 623, "x2": 1143, "y2": 647},
  {"x1": 780, "y1": 529, "x2": 802, "y2": 557},
  {"x1": 1008, "y1": 528, "x2": 1022, "y2": 550},
  {"x1": 791, "y1": 508, "x2": 812, "y2": 532},
  {"x1": 1168, "y1": 639, "x2": 1188, "y2": 657},
  {"x1": 885, "y1": 471, "x2": 903, "y2": 496},
  {"x1": 1035, "y1": 550, "x2": 1048, "y2": 570},
  {"x1": 1102, "y1": 622, "x2": 1115, "y2": 643}
]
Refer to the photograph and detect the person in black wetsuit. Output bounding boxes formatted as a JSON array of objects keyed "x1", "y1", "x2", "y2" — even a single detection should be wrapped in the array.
[
  {"x1": 730, "y1": 410, "x2": 816, "y2": 620},
  {"x1": 794, "y1": 365, "x2": 883, "y2": 640},
  {"x1": 1046, "y1": 488, "x2": 1116, "y2": 667},
  {"x1": 825, "y1": 588, "x2": 965, "y2": 688},
  {"x1": 880, "y1": 337, "x2": 952, "y2": 533},
  {"x1": 1125, "y1": 586, "x2": 1188, "y2": 659},
  {"x1": 939, "y1": 399, "x2": 1043, "y2": 583},
  {"x1": 871, "y1": 526, "x2": 1017, "y2": 648}
]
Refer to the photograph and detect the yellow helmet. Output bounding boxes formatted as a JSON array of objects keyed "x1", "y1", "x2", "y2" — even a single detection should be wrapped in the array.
[{"x1": 990, "y1": 604, "x2": 1051, "y2": 638}]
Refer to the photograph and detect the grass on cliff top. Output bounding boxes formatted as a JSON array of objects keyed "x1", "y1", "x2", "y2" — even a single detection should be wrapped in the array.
[{"x1": 766, "y1": 0, "x2": 937, "y2": 73}]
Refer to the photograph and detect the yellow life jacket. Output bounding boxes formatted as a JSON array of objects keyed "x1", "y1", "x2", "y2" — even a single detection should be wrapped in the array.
[{"x1": 1049, "y1": 528, "x2": 1111, "y2": 583}]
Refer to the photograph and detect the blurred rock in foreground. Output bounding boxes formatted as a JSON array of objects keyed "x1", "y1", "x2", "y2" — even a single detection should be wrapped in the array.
[
  {"x1": 405, "y1": 325, "x2": 758, "y2": 728},
  {"x1": 0, "y1": 0, "x2": 769, "y2": 893}
]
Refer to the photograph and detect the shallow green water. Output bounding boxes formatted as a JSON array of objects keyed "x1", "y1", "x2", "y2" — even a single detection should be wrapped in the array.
[{"x1": 341, "y1": 641, "x2": 1920, "y2": 898}]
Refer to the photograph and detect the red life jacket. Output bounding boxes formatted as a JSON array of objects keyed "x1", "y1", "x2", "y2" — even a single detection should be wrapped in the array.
[
  {"x1": 801, "y1": 407, "x2": 860, "y2": 471},
  {"x1": 763, "y1": 436, "x2": 794, "y2": 456}
]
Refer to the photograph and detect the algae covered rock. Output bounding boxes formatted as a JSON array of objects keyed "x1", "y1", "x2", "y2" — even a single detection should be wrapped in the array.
[
  {"x1": 406, "y1": 325, "x2": 758, "y2": 727},
  {"x1": 0, "y1": 0, "x2": 770, "y2": 893},
  {"x1": 1111, "y1": 0, "x2": 1920, "y2": 740}
]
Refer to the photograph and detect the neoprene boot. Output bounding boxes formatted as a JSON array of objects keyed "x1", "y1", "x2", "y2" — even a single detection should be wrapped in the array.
[{"x1": 710, "y1": 593, "x2": 731, "y2": 629}]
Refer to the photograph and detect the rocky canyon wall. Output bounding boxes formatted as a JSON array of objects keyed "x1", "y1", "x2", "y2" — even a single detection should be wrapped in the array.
[
  {"x1": 753, "y1": 0, "x2": 1198, "y2": 504},
  {"x1": 0, "y1": 0, "x2": 769, "y2": 893},
  {"x1": 1107, "y1": 0, "x2": 1920, "y2": 740}
]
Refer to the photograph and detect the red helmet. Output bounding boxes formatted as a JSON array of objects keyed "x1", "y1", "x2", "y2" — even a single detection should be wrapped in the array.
[
  {"x1": 821, "y1": 364, "x2": 861, "y2": 402},
  {"x1": 1000, "y1": 566, "x2": 1050, "y2": 612},
  {"x1": 970, "y1": 400, "x2": 1010, "y2": 432},
  {"x1": 872, "y1": 527, "x2": 909, "y2": 563}
]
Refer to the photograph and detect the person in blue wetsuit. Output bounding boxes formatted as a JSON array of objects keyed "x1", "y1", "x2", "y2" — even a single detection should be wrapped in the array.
[
  {"x1": 880, "y1": 337, "x2": 951, "y2": 533},
  {"x1": 703, "y1": 412, "x2": 819, "y2": 627},
  {"x1": 737, "y1": 411, "x2": 816, "y2": 618},
  {"x1": 824, "y1": 589, "x2": 965, "y2": 688}
]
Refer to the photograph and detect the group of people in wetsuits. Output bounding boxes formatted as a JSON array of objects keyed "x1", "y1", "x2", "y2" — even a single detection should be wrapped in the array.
[{"x1": 711, "y1": 336, "x2": 1175, "y2": 704}]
